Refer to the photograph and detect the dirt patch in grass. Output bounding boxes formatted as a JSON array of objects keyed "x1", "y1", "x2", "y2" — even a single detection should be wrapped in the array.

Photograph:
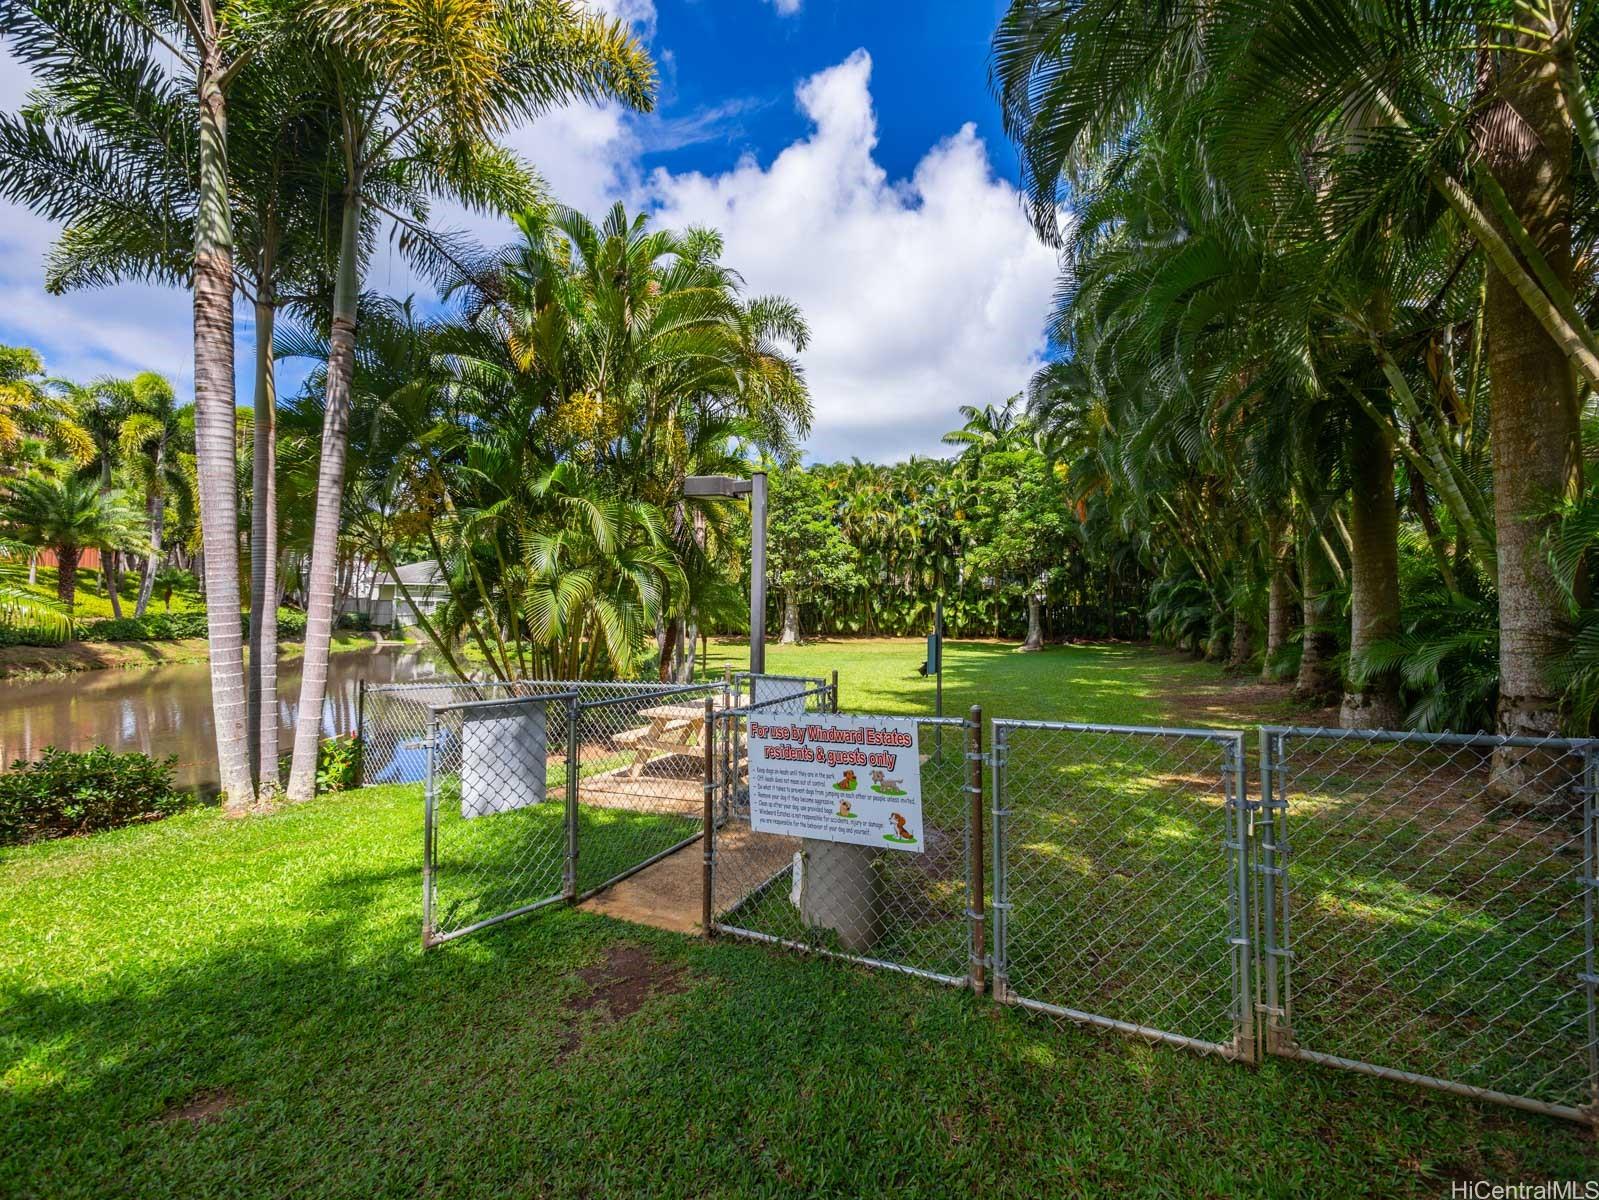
[
  {"x1": 157, "y1": 1088, "x2": 237, "y2": 1127},
  {"x1": 1155, "y1": 671, "x2": 1336, "y2": 729},
  {"x1": 558, "y1": 945, "x2": 689, "y2": 1059}
]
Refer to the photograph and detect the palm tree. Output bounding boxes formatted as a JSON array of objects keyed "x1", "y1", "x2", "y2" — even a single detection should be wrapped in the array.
[
  {"x1": 0, "y1": 474, "x2": 146, "y2": 608},
  {"x1": 282, "y1": 0, "x2": 655, "y2": 801},
  {"x1": 991, "y1": 0, "x2": 1599, "y2": 754},
  {"x1": 113, "y1": 373, "x2": 191, "y2": 617}
]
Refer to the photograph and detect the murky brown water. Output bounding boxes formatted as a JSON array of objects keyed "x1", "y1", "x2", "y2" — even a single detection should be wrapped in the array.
[{"x1": 0, "y1": 645, "x2": 439, "y2": 793}]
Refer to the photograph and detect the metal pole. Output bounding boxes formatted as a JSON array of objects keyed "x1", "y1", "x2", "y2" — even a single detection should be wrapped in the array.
[
  {"x1": 422, "y1": 712, "x2": 439, "y2": 949},
  {"x1": 830, "y1": 668, "x2": 839, "y2": 713},
  {"x1": 934, "y1": 595, "x2": 944, "y2": 762},
  {"x1": 749, "y1": 469, "x2": 768, "y2": 675},
  {"x1": 355, "y1": 679, "x2": 367, "y2": 787},
  {"x1": 967, "y1": 705, "x2": 985, "y2": 994},
  {"x1": 1584, "y1": 746, "x2": 1598, "y2": 1118},
  {"x1": 564, "y1": 698, "x2": 580, "y2": 902},
  {"x1": 990, "y1": 722, "x2": 1009, "y2": 1002},
  {"x1": 702, "y1": 695, "x2": 716, "y2": 938},
  {"x1": 1229, "y1": 734, "x2": 1256, "y2": 1063},
  {"x1": 1258, "y1": 728, "x2": 1283, "y2": 1055}
]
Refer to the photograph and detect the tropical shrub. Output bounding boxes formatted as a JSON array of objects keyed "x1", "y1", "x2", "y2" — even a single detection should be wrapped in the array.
[
  {"x1": 315, "y1": 735, "x2": 363, "y2": 793},
  {"x1": 0, "y1": 746, "x2": 188, "y2": 845},
  {"x1": 4, "y1": 608, "x2": 313, "y2": 646}
]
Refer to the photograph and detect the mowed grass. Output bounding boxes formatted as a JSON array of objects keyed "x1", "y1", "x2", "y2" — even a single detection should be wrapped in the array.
[
  {"x1": 696, "y1": 634, "x2": 1312, "y2": 726},
  {"x1": 0, "y1": 563, "x2": 204, "y2": 620},
  {"x1": 2, "y1": 641, "x2": 1595, "y2": 1197}
]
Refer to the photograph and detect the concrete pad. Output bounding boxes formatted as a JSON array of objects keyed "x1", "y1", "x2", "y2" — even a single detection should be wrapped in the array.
[{"x1": 578, "y1": 824, "x2": 797, "y2": 934}]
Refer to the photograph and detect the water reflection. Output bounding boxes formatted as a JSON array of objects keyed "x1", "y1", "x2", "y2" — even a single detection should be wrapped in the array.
[{"x1": 0, "y1": 646, "x2": 441, "y2": 793}]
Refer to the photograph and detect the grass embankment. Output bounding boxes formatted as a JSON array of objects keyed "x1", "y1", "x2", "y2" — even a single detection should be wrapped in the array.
[
  {"x1": 0, "y1": 563, "x2": 384, "y2": 679},
  {"x1": 0, "y1": 631, "x2": 379, "y2": 682},
  {"x1": 2, "y1": 642, "x2": 1591, "y2": 1197}
]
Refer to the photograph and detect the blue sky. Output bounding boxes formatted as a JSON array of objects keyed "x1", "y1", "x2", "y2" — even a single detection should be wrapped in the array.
[{"x1": 0, "y1": 0, "x2": 1057, "y2": 461}]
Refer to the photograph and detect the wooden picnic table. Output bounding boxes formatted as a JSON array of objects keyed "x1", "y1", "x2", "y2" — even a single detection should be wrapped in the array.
[{"x1": 616, "y1": 694, "x2": 738, "y2": 778}]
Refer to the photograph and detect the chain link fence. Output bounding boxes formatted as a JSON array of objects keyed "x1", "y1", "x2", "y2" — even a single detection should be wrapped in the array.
[
  {"x1": 362, "y1": 677, "x2": 1599, "y2": 1124},
  {"x1": 420, "y1": 693, "x2": 577, "y2": 944},
  {"x1": 990, "y1": 721, "x2": 1253, "y2": 1059},
  {"x1": 363, "y1": 679, "x2": 730, "y2": 945},
  {"x1": 707, "y1": 685, "x2": 982, "y2": 988},
  {"x1": 1258, "y1": 727, "x2": 1598, "y2": 1121},
  {"x1": 569, "y1": 682, "x2": 731, "y2": 900}
]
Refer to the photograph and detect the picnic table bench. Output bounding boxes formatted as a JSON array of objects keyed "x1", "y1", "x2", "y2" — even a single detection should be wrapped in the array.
[{"x1": 615, "y1": 695, "x2": 737, "y2": 778}]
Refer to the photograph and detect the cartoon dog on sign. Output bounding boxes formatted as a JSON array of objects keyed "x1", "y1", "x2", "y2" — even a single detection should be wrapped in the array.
[
  {"x1": 870, "y1": 768, "x2": 905, "y2": 796},
  {"x1": 887, "y1": 812, "x2": 915, "y2": 843}
]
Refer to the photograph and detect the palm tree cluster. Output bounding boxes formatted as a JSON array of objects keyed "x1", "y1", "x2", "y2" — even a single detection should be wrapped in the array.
[
  {"x1": 0, "y1": 348, "x2": 194, "y2": 629},
  {"x1": 0, "y1": 0, "x2": 654, "y2": 809},
  {"x1": 276, "y1": 202, "x2": 812, "y2": 689},
  {"x1": 992, "y1": 0, "x2": 1599, "y2": 757}
]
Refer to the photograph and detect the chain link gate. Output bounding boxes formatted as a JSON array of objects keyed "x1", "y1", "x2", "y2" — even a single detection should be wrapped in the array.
[
  {"x1": 1256, "y1": 727, "x2": 1599, "y2": 1122},
  {"x1": 990, "y1": 720, "x2": 1255, "y2": 1060},
  {"x1": 363, "y1": 679, "x2": 731, "y2": 946},
  {"x1": 705, "y1": 684, "x2": 984, "y2": 987}
]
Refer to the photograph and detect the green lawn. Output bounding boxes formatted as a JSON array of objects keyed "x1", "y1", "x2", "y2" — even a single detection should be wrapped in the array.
[
  {"x1": 0, "y1": 563, "x2": 204, "y2": 620},
  {"x1": 2, "y1": 641, "x2": 1595, "y2": 1197},
  {"x1": 695, "y1": 634, "x2": 1313, "y2": 726}
]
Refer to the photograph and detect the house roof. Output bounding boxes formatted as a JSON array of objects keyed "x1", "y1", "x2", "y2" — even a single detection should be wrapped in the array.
[{"x1": 378, "y1": 560, "x2": 445, "y2": 587}]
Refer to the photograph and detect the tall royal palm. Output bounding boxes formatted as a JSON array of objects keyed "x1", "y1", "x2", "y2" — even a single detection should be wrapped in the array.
[{"x1": 283, "y1": 0, "x2": 654, "y2": 800}]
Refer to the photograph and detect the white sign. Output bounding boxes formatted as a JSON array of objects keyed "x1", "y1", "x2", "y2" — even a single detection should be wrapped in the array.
[
  {"x1": 460, "y1": 701, "x2": 548, "y2": 819},
  {"x1": 747, "y1": 714, "x2": 923, "y2": 852}
]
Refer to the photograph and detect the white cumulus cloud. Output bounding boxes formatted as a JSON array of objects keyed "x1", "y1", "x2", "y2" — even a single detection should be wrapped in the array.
[
  {"x1": 647, "y1": 50, "x2": 1059, "y2": 460},
  {"x1": 0, "y1": 43, "x2": 1059, "y2": 461}
]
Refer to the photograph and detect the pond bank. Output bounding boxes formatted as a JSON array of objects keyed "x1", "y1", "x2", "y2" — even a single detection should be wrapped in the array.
[{"x1": 0, "y1": 631, "x2": 384, "y2": 681}]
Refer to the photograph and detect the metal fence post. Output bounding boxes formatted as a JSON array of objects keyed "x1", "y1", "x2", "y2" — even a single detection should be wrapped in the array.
[
  {"x1": 355, "y1": 679, "x2": 367, "y2": 787},
  {"x1": 966, "y1": 705, "x2": 985, "y2": 994},
  {"x1": 1257, "y1": 729, "x2": 1290, "y2": 1055},
  {"x1": 1584, "y1": 745, "x2": 1599, "y2": 1122},
  {"x1": 702, "y1": 695, "x2": 716, "y2": 939},
  {"x1": 564, "y1": 698, "x2": 580, "y2": 902},
  {"x1": 831, "y1": 669, "x2": 839, "y2": 713},
  {"x1": 422, "y1": 711, "x2": 439, "y2": 949},
  {"x1": 1226, "y1": 733, "x2": 1256, "y2": 1063},
  {"x1": 990, "y1": 722, "x2": 1010, "y2": 1004}
]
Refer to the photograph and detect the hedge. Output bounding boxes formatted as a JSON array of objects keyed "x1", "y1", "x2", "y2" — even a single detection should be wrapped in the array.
[
  {"x1": 0, "y1": 747, "x2": 190, "y2": 845},
  {"x1": 4, "y1": 608, "x2": 312, "y2": 647}
]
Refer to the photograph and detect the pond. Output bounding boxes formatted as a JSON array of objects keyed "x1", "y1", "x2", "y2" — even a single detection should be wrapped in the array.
[{"x1": 0, "y1": 644, "x2": 442, "y2": 794}]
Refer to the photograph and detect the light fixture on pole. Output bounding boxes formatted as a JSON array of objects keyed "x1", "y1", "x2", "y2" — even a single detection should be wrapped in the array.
[{"x1": 684, "y1": 471, "x2": 768, "y2": 674}]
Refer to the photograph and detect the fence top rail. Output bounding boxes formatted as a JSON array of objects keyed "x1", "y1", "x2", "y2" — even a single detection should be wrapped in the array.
[
  {"x1": 425, "y1": 690, "x2": 580, "y2": 716},
  {"x1": 576, "y1": 680, "x2": 730, "y2": 712},
  {"x1": 717, "y1": 681, "x2": 837, "y2": 718},
  {"x1": 992, "y1": 717, "x2": 1245, "y2": 743},
  {"x1": 367, "y1": 678, "x2": 702, "y2": 696},
  {"x1": 1262, "y1": 724, "x2": 1599, "y2": 752}
]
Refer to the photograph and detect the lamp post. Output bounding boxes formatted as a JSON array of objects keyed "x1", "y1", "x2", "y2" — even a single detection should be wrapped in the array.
[{"x1": 684, "y1": 471, "x2": 768, "y2": 675}]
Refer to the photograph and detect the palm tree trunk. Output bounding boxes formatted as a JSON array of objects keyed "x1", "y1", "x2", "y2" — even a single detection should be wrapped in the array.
[
  {"x1": 134, "y1": 430, "x2": 166, "y2": 618},
  {"x1": 55, "y1": 544, "x2": 78, "y2": 607},
  {"x1": 27, "y1": 551, "x2": 36, "y2": 586},
  {"x1": 287, "y1": 183, "x2": 363, "y2": 802},
  {"x1": 193, "y1": 53, "x2": 253, "y2": 812},
  {"x1": 780, "y1": 589, "x2": 802, "y2": 644},
  {"x1": 1341, "y1": 411, "x2": 1405, "y2": 729},
  {"x1": 1263, "y1": 518, "x2": 1295, "y2": 681},
  {"x1": 1295, "y1": 534, "x2": 1340, "y2": 703},
  {"x1": 1021, "y1": 589, "x2": 1044, "y2": 652},
  {"x1": 1228, "y1": 605, "x2": 1254, "y2": 672},
  {"x1": 1480, "y1": 24, "x2": 1582, "y2": 780},
  {"x1": 247, "y1": 294, "x2": 280, "y2": 794},
  {"x1": 105, "y1": 552, "x2": 123, "y2": 619}
]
